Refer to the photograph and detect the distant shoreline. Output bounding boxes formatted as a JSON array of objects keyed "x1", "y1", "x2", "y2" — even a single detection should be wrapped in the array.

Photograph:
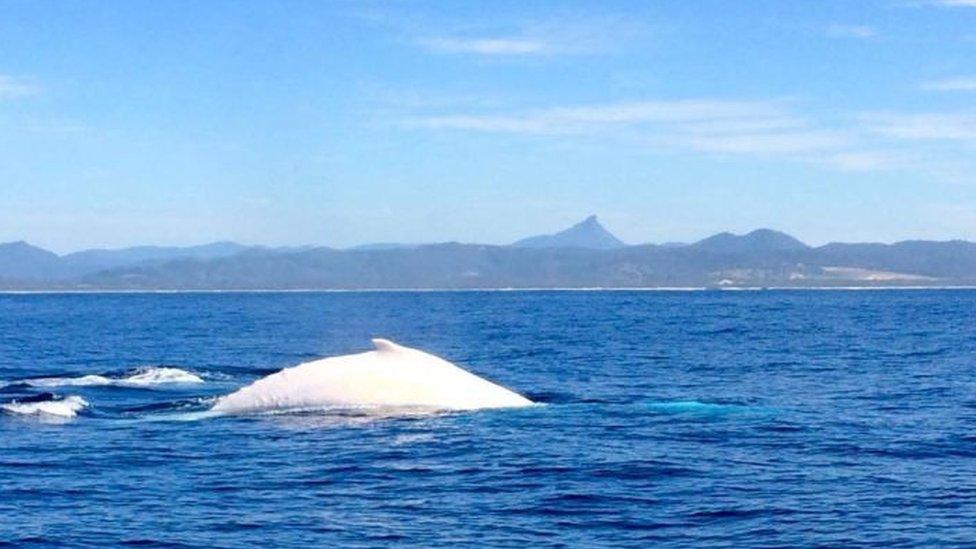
[
  {"x1": 7, "y1": 223, "x2": 976, "y2": 292},
  {"x1": 2, "y1": 286, "x2": 976, "y2": 295}
]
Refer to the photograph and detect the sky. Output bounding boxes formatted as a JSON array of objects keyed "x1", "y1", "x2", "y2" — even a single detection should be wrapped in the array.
[{"x1": 1, "y1": 0, "x2": 976, "y2": 252}]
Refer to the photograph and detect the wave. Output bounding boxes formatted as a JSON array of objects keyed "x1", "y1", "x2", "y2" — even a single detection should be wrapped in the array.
[
  {"x1": 8, "y1": 367, "x2": 204, "y2": 389},
  {"x1": 139, "y1": 410, "x2": 223, "y2": 423},
  {"x1": 117, "y1": 367, "x2": 205, "y2": 386},
  {"x1": 1, "y1": 395, "x2": 89, "y2": 418},
  {"x1": 121, "y1": 395, "x2": 219, "y2": 414}
]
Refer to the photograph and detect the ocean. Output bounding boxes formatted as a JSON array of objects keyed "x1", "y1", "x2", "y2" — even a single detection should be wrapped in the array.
[{"x1": 1, "y1": 290, "x2": 974, "y2": 547}]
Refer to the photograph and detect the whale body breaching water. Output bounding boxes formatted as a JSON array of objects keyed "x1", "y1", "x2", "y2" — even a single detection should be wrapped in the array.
[{"x1": 211, "y1": 339, "x2": 533, "y2": 414}]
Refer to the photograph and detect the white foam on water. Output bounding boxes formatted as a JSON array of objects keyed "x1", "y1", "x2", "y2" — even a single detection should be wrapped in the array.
[
  {"x1": 393, "y1": 433, "x2": 436, "y2": 445},
  {"x1": 119, "y1": 367, "x2": 205, "y2": 386},
  {"x1": 13, "y1": 367, "x2": 204, "y2": 389},
  {"x1": 23, "y1": 374, "x2": 113, "y2": 387},
  {"x1": 141, "y1": 410, "x2": 224, "y2": 422},
  {"x1": 1, "y1": 395, "x2": 89, "y2": 418}
]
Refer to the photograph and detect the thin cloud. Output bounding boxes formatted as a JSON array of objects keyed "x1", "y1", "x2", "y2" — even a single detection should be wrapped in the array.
[
  {"x1": 904, "y1": 0, "x2": 976, "y2": 7},
  {"x1": 861, "y1": 112, "x2": 976, "y2": 141},
  {"x1": 398, "y1": 11, "x2": 645, "y2": 57},
  {"x1": 406, "y1": 99, "x2": 885, "y2": 171},
  {"x1": 674, "y1": 130, "x2": 851, "y2": 155},
  {"x1": 405, "y1": 99, "x2": 976, "y2": 177},
  {"x1": 825, "y1": 24, "x2": 877, "y2": 39},
  {"x1": 822, "y1": 151, "x2": 906, "y2": 172},
  {"x1": 22, "y1": 120, "x2": 88, "y2": 135},
  {"x1": 921, "y1": 76, "x2": 976, "y2": 91},
  {"x1": 420, "y1": 37, "x2": 546, "y2": 55},
  {"x1": 412, "y1": 100, "x2": 792, "y2": 135},
  {"x1": 0, "y1": 75, "x2": 40, "y2": 99}
]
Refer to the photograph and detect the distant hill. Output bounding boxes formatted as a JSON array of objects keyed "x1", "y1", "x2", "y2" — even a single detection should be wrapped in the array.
[
  {"x1": 2, "y1": 223, "x2": 976, "y2": 289},
  {"x1": 70, "y1": 236, "x2": 976, "y2": 290},
  {"x1": 348, "y1": 243, "x2": 423, "y2": 251},
  {"x1": 513, "y1": 215, "x2": 625, "y2": 249},
  {"x1": 690, "y1": 229, "x2": 809, "y2": 254},
  {"x1": 0, "y1": 241, "x2": 64, "y2": 280},
  {"x1": 60, "y1": 241, "x2": 250, "y2": 277},
  {"x1": 0, "y1": 241, "x2": 252, "y2": 281},
  {"x1": 813, "y1": 240, "x2": 976, "y2": 279}
]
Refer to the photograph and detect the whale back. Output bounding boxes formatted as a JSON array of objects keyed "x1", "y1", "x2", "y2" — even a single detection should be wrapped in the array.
[{"x1": 211, "y1": 339, "x2": 532, "y2": 414}]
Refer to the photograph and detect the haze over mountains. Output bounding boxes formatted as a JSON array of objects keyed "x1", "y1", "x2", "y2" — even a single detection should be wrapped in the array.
[{"x1": 1, "y1": 216, "x2": 974, "y2": 290}]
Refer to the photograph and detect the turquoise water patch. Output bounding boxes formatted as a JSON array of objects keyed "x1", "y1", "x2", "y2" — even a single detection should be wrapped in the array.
[{"x1": 644, "y1": 400, "x2": 771, "y2": 416}]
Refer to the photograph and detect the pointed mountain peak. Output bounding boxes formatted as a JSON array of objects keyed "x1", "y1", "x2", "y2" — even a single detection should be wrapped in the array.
[{"x1": 512, "y1": 215, "x2": 625, "y2": 249}]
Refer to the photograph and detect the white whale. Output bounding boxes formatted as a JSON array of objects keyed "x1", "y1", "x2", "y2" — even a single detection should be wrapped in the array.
[{"x1": 211, "y1": 339, "x2": 533, "y2": 414}]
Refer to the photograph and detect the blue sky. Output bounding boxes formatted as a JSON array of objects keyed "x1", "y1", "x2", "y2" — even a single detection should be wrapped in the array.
[{"x1": 1, "y1": 0, "x2": 975, "y2": 252}]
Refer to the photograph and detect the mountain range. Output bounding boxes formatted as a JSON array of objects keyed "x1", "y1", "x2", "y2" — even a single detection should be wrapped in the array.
[{"x1": 2, "y1": 216, "x2": 974, "y2": 289}]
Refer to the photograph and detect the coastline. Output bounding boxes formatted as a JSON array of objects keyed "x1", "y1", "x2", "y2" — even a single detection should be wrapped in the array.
[{"x1": 2, "y1": 285, "x2": 976, "y2": 295}]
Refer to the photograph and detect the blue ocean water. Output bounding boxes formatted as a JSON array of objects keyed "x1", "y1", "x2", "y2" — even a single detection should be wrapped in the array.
[{"x1": 1, "y1": 290, "x2": 975, "y2": 547}]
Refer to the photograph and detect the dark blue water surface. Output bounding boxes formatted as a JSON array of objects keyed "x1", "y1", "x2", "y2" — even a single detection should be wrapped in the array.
[{"x1": 2, "y1": 290, "x2": 975, "y2": 547}]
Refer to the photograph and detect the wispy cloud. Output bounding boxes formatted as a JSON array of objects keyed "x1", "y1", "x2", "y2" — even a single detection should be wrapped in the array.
[
  {"x1": 0, "y1": 75, "x2": 40, "y2": 99},
  {"x1": 825, "y1": 24, "x2": 877, "y2": 39},
  {"x1": 420, "y1": 37, "x2": 546, "y2": 55},
  {"x1": 921, "y1": 76, "x2": 976, "y2": 91},
  {"x1": 407, "y1": 99, "x2": 892, "y2": 171},
  {"x1": 403, "y1": 98, "x2": 976, "y2": 178},
  {"x1": 861, "y1": 112, "x2": 976, "y2": 141},
  {"x1": 362, "y1": 85, "x2": 509, "y2": 111},
  {"x1": 21, "y1": 120, "x2": 88, "y2": 135},
  {"x1": 905, "y1": 0, "x2": 976, "y2": 9},
  {"x1": 671, "y1": 130, "x2": 851, "y2": 155},
  {"x1": 371, "y1": 9, "x2": 646, "y2": 57},
  {"x1": 822, "y1": 151, "x2": 906, "y2": 172},
  {"x1": 412, "y1": 100, "x2": 792, "y2": 135}
]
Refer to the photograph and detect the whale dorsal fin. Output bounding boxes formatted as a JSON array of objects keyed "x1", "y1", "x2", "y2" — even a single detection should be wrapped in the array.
[{"x1": 372, "y1": 338, "x2": 402, "y2": 353}]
